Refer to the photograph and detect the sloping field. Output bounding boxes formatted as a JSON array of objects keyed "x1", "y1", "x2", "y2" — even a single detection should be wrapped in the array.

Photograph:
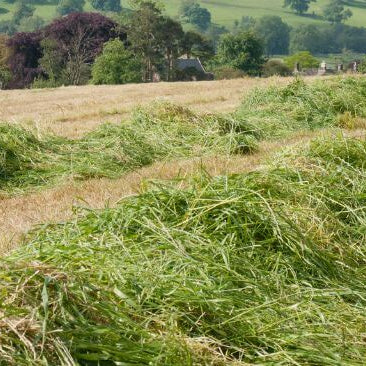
[
  {"x1": 165, "y1": 0, "x2": 366, "y2": 27},
  {"x1": 0, "y1": 0, "x2": 366, "y2": 27},
  {"x1": 2, "y1": 76, "x2": 366, "y2": 364}
]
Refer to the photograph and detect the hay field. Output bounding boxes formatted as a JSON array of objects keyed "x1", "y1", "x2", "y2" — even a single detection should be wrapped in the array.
[
  {"x1": 0, "y1": 77, "x2": 292, "y2": 252},
  {"x1": 0, "y1": 78, "x2": 288, "y2": 138},
  {"x1": 2, "y1": 75, "x2": 366, "y2": 365},
  {"x1": 0, "y1": 75, "x2": 351, "y2": 253}
]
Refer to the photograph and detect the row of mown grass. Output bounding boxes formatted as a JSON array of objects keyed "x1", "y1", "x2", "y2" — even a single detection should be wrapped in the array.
[
  {"x1": 1, "y1": 135, "x2": 366, "y2": 364},
  {"x1": 235, "y1": 76, "x2": 366, "y2": 138},
  {"x1": 2, "y1": 76, "x2": 366, "y2": 195},
  {"x1": 0, "y1": 103, "x2": 257, "y2": 195}
]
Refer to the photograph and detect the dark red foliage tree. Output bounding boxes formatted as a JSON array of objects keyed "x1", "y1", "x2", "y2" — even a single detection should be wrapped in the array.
[
  {"x1": 42, "y1": 12, "x2": 123, "y2": 85},
  {"x1": 6, "y1": 31, "x2": 43, "y2": 88},
  {"x1": 7, "y1": 12, "x2": 124, "y2": 88},
  {"x1": 43, "y1": 12, "x2": 121, "y2": 64}
]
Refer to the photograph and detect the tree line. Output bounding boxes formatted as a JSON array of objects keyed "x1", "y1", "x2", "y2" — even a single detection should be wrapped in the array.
[
  {"x1": 0, "y1": 0, "x2": 365, "y2": 89},
  {"x1": 0, "y1": 1, "x2": 266, "y2": 89},
  {"x1": 235, "y1": 15, "x2": 366, "y2": 56}
]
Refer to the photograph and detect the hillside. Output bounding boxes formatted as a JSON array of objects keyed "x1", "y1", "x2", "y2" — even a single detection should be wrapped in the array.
[
  {"x1": 1, "y1": 76, "x2": 366, "y2": 364},
  {"x1": 165, "y1": 0, "x2": 366, "y2": 27},
  {"x1": 1, "y1": 0, "x2": 366, "y2": 28}
]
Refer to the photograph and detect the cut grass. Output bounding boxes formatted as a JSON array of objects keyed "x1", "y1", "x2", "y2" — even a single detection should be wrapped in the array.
[
  {"x1": 2, "y1": 76, "x2": 366, "y2": 364},
  {"x1": 235, "y1": 76, "x2": 366, "y2": 138},
  {"x1": 3, "y1": 128, "x2": 347, "y2": 255},
  {"x1": 2, "y1": 76, "x2": 366, "y2": 196},
  {"x1": 1, "y1": 135, "x2": 366, "y2": 364},
  {"x1": 0, "y1": 103, "x2": 257, "y2": 195}
]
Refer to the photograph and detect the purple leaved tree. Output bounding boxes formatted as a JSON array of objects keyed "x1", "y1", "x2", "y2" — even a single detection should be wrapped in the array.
[
  {"x1": 43, "y1": 12, "x2": 122, "y2": 85},
  {"x1": 7, "y1": 12, "x2": 125, "y2": 88},
  {"x1": 6, "y1": 31, "x2": 43, "y2": 88}
]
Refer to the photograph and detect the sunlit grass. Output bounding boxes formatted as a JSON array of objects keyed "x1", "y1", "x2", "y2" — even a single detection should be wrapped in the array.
[
  {"x1": 2, "y1": 77, "x2": 366, "y2": 196},
  {"x1": 1, "y1": 135, "x2": 366, "y2": 364},
  {"x1": 2, "y1": 77, "x2": 366, "y2": 364}
]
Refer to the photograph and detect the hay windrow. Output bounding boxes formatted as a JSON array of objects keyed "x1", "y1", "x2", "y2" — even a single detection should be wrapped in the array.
[
  {"x1": 236, "y1": 76, "x2": 366, "y2": 138},
  {"x1": 0, "y1": 102, "x2": 258, "y2": 196},
  {"x1": 1, "y1": 135, "x2": 366, "y2": 364}
]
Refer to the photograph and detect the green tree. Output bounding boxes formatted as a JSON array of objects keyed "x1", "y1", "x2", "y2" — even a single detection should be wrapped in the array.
[
  {"x1": 289, "y1": 24, "x2": 333, "y2": 54},
  {"x1": 57, "y1": 0, "x2": 85, "y2": 16},
  {"x1": 127, "y1": 1, "x2": 165, "y2": 82},
  {"x1": 128, "y1": 1, "x2": 186, "y2": 82},
  {"x1": 90, "y1": 0, "x2": 121, "y2": 12},
  {"x1": 92, "y1": 39, "x2": 141, "y2": 84},
  {"x1": 180, "y1": 30, "x2": 214, "y2": 62},
  {"x1": 217, "y1": 31, "x2": 265, "y2": 75},
  {"x1": 38, "y1": 38, "x2": 65, "y2": 84},
  {"x1": 254, "y1": 16, "x2": 290, "y2": 56},
  {"x1": 283, "y1": 0, "x2": 316, "y2": 15},
  {"x1": 179, "y1": 0, "x2": 211, "y2": 31},
  {"x1": 284, "y1": 51, "x2": 319, "y2": 69},
  {"x1": 323, "y1": 0, "x2": 352, "y2": 24},
  {"x1": 0, "y1": 34, "x2": 11, "y2": 89},
  {"x1": 159, "y1": 17, "x2": 184, "y2": 80},
  {"x1": 127, "y1": 1, "x2": 211, "y2": 82}
]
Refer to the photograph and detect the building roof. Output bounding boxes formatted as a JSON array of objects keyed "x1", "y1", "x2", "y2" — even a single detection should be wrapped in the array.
[{"x1": 176, "y1": 56, "x2": 207, "y2": 73}]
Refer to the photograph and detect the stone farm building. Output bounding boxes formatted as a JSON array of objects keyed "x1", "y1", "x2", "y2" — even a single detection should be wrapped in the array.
[{"x1": 175, "y1": 55, "x2": 214, "y2": 81}]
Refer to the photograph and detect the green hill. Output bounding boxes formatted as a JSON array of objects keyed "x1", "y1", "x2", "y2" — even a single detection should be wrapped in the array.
[
  {"x1": 165, "y1": 0, "x2": 366, "y2": 27},
  {"x1": 0, "y1": 0, "x2": 366, "y2": 28}
]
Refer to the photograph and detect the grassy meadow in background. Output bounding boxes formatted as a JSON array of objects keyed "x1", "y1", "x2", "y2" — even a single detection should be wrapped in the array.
[
  {"x1": 164, "y1": 0, "x2": 366, "y2": 27},
  {"x1": 1, "y1": 0, "x2": 366, "y2": 27},
  {"x1": 1, "y1": 76, "x2": 366, "y2": 364}
]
